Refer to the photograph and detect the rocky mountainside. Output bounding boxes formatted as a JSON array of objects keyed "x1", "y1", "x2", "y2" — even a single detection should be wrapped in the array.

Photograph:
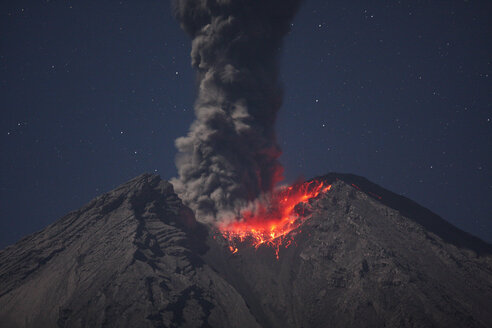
[
  {"x1": 0, "y1": 175, "x2": 258, "y2": 328},
  {"x1": 1, "y1": 173, "x2": 491, "y2": 328}
]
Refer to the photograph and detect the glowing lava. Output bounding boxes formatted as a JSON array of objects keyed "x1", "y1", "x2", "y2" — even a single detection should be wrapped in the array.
[{"x1": 218, "y1": 180, "x2": 331, "y2": 258}]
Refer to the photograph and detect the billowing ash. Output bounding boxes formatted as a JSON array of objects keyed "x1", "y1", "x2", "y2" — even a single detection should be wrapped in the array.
[{"x1": 171, "y1": 0, "x2": 303, "y2": 222}]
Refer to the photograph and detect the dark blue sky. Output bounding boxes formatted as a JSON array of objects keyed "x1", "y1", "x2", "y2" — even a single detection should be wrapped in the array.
[{"x1": 1, "y1": 0, "x2": 491, "y2": 248}]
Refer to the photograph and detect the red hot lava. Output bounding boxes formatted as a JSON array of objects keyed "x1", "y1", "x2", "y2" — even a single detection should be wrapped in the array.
[{"x1": 218, "y1": 180, "x2": 331, "y2": 258}]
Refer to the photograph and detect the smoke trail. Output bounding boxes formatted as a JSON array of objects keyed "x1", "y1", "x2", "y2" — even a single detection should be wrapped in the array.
[{"x1": 171, "y1": 0, "x2": 303, "y2": 222}]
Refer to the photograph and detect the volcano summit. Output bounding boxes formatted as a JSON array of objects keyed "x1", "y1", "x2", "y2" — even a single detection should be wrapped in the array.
[{"x1": 0, "y1": 173, "x2": 491, "y2": 328}]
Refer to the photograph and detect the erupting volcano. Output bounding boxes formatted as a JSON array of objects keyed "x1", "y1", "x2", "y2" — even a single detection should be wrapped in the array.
[
  {"x1": 218, "y1": 180, "x2": 331, "y2": 258},
  {"x1": 1, "y1": 0, "x2": 491, "y2": 327}
]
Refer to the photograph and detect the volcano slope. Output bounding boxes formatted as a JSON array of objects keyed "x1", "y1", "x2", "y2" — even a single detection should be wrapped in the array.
[{"x1": 0, "y1": 173, "x2": 491, "y2": 328}]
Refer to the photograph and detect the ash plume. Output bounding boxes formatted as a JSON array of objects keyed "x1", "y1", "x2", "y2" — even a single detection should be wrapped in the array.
[{"x1": 171, "y1": 0, "x2": 303, "y2": 222}]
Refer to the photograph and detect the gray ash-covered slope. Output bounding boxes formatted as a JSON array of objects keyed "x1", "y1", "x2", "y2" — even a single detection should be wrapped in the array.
[
  {"x1": 210, "y1": 174, "x2": 492, "y2": 328},
  {"x1": 1, "y1": 173, "x2": 492, "y2": 328},
  {"x1": 0, "y1": 174, "x2": 259, "y2": 328}
]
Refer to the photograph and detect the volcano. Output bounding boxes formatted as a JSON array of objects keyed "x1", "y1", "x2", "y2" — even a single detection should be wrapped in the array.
[{"x1": 1, "y1": 173, "x2": 491, "y2": 328}]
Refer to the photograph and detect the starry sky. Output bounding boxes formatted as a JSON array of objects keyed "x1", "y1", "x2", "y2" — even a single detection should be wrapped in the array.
[{"x1": 1, "y1": 0, "x2": 491, "y2": 248}]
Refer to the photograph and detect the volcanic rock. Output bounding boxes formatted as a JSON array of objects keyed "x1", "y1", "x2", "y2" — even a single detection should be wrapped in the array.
[
  {"x1": 0, "y1": 174, "x2": 258, "y2": 328},
  {"x1": 1, "y1": 173, "x2": 492, "y2": 328}
]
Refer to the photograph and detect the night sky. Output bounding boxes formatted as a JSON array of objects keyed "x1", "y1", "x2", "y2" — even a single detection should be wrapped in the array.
[{"x1": 1, "y1": 0, "x2": 491, "y2": 248}]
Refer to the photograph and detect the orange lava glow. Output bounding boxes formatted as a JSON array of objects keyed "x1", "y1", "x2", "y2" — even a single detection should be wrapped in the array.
[{"x1": 218, "y1": 180, "x2": 331, "y2": 258}]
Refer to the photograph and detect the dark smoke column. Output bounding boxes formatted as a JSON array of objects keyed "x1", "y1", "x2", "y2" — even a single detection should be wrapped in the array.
[{"x1": 172, "y1": 0, "x2": 303, "y2": 221}]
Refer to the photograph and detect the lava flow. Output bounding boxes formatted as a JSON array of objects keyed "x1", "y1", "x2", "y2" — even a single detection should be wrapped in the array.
[{"x1": 218, "y1": 180, "x2": 331, "y2": 258}]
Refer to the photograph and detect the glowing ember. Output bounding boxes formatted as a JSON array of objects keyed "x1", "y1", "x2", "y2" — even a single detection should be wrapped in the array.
[{"x1": 218, "y1": 180, "x2": 331, "y2": 258}]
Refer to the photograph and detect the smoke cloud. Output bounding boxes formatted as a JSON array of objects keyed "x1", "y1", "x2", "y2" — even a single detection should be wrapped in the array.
[{"x1": 171, "y1": 0, "x2": 303, "y2": 222}]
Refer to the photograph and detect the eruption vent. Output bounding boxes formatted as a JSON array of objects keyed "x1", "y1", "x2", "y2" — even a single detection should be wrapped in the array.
[
  {"x1": 218, "y1": 179, "x2": 331, "y2": 258},
  {"x1": 172, "y1": 0, "x2": 303, "y2": 222}
]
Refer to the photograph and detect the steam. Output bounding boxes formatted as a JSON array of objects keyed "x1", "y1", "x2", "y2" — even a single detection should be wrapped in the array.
[{"x1": 171, "y1": 0, "x2": 303, "y2": 222}]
